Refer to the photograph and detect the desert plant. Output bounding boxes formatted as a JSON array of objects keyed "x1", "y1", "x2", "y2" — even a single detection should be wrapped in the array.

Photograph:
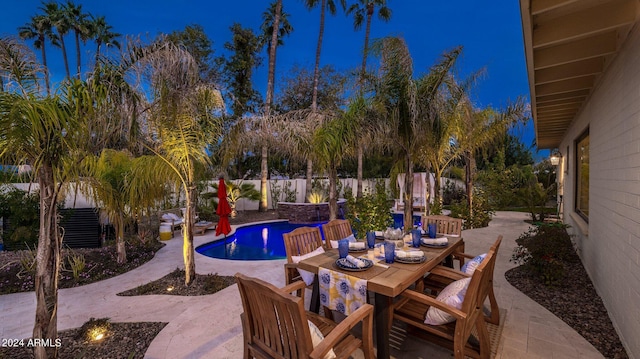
[
  {"x1": 511, "y1": 222, "x2": 576, "y2": 285},
  {"x1": 282, "y1": 181, "x2": 297, "y2": 202},
  {"x1": 17, "y1": 245, "x2": 37, "y2": 279},
  {"x1": 307, "y1": 190, "x2": 327, "y2": 204},
  {"x1": 66, "y1": 250, "x2": 86, "y2": 281},
  {"x1": 269, "y1": 179, "x2": 284, "y2": 209}
]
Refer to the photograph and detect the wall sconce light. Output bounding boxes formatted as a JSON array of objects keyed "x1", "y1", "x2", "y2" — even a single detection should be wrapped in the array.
[{"x1": 550, "y1": 150, "x2": 562, "y2": 166}]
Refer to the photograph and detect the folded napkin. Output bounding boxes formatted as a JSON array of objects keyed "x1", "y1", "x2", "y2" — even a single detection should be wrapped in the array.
[
  {"x1": 349, "y1": 241, "x2": 366, "y2": 250},
  {"x1": 345, "y1": 255, "x2": 366, "y2": 268},
  {"x1": 395, "y1": 249, "x2": 425, "y2": 259},
  {"x1": 422, "y1": 237, "x2": 448, "y2": 245},
  {"x1": 330, "y1": 234, "x2": 357, "y2": 249}
]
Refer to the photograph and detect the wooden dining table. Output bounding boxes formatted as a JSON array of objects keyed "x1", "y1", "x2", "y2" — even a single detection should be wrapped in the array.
[{"x1": 298, "y1": 236, "x2": 464, "y2": 359}]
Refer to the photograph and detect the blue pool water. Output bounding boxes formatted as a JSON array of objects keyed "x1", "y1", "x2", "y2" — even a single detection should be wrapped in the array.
[{"x1": 196, "y1": 221, "x2": 325, "y2": 260}]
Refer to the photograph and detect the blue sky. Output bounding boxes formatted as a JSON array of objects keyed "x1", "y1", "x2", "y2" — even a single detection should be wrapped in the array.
[{"x1": 2, "y1": 0, "x2": 544, "y2": 158}]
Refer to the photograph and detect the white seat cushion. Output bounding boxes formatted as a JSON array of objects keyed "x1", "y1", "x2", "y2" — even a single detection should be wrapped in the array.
[
  {"x1": 308, "y1": 320, "x2": 336, "y2": 359},
  {"x1": 424, "y1": 277, "x2": 471, "y2": 325},
  {"x1": 292, "y1": 247, "x2": 325, "y2": 285}
]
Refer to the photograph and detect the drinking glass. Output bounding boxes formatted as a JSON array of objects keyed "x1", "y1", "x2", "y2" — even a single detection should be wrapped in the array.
[
  {"x1": 366, "y1": 231, "x2": 376, "y2": 248},
  {"x1": 338, "y1": 239, "x2": 349, "y2": 259},
  {"x1": 384, "y1": 241, "x2": 396, "y2": 263},
  {"x1": 411, "y1": 229, "x2": 421, "y2": 248},
  {"x1": 428, "y1": 223, "x2": 437, "y2": 238}
]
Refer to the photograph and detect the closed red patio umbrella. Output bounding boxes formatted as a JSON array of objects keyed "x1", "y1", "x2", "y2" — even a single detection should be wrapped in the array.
[{"x1": 216, "y1": 178, "x2": 232, "y2": 236}]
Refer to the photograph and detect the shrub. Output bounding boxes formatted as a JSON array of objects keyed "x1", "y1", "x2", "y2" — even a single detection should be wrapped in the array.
[
  {"x1": 450, "y1": 188, "x2": 494, "y2": 229},
  {"x1": 442, "y1": 180, "x2": 465, "y2": 205},
  {"x1": 344, "y1": 181, "x2": 393, "y2": 238},
  {"x1": 0, "y1": 187, "x2": 40, "y2": 250},
  {"x1": 511, "y1": 222, "x2": 576, "y2": 285}
]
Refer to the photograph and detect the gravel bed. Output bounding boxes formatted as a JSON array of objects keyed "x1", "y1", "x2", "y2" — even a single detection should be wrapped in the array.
[{"x1": 505, "y1": 261, "x2": 628, "y2": 358}]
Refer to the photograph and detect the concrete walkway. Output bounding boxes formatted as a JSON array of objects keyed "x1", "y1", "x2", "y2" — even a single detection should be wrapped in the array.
[{"x1": 0, "y1": 212, "x2": 603, "y2": 358}]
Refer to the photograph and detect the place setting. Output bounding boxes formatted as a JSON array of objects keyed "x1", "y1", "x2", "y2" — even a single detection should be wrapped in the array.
[{"x1": 421, "y1": 223, "x2": 450, "y2": 248}]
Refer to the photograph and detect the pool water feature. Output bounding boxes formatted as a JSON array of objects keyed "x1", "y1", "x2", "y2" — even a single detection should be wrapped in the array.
[{"x1": 196, "y1": 221, "x2": 325, "y2": 260}]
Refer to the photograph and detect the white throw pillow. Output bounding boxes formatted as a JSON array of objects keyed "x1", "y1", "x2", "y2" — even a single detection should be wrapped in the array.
[
  {"x1": 308, "y1": 320, "x2": 337, "y2": 359},
  {"x1": 424, "y1": 277, "x2": 471, "y2": 325},
  {"x1": 161, "y1": 213, "x2": 173, "y2": 222},
  {"x1": 168, "y1": 212, "x2": 181, "y2": 221},
  {"x1": 291, "y1": 246, "x2": 325, "y2": 285},
  {"x1": 461, "y1": 253, "x2": 486, "y2": 274}
]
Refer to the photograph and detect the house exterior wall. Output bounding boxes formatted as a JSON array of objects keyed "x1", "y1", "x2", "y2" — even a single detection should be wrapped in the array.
[{"x1": 557, "y1": 24, "x2": 640, "y2": 358}]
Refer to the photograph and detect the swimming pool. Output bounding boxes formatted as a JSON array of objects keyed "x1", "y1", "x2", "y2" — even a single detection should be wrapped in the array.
[{"x1": 196, "y1": 221, "x2": 325, "y2": 260}]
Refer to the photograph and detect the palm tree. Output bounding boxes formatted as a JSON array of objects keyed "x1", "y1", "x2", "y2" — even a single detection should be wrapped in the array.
[
  {"x1": 371, "y1": 37, "x2": 460, "y2": 232},
  {"x1": 346, "y1": 0, "x2": 392, "y2": 198},
  {"x1": 89, "y1": 15, "x2": 121, "y2": 70},
  {"x1": 64, "y1": 1, "x2": 90, "y2": 79},
  {"x1": 302, "y1": 0, "x2": 345, "y2": 202},
  {"x1": 313, "y1": 107, "x2": 358, "y2": 219},
  {"x1": 18, "y1": 15, "x2": 56, "y2": 94},
  {"x1": 125, "y1": 40, "x2": 224, "y2": 285},
  {"x1": 260, "y1": 0, "x2": 282, "y2": 212},
  {"x1": 0, "y1": 36, "x2": 80, "y2": 359},
  {"x1": 260, "y1": 1, "x2": 293, "y2": 54},
  {"x1": 82, "y1": 150, "x2": 134, "y2": 263},
  {"x1": 455, "y1": 97, "x2": 526, "y2": 224},
  {"x1": 42, "y1": 1, "x2": 71, "y2": 79}
]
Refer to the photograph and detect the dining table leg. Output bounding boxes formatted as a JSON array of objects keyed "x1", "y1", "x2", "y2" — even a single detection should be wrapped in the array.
[
  {"x1": 374, "y1": 292, "x2": 392, "y2": 359},
  {"x1": 310, "y1": 273, "x2": 320, "y2": 313}
]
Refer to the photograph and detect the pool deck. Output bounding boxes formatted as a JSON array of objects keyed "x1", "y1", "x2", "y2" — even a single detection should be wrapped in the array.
[{"x1": 0, "y1": 212, "x2": 604, "y2": 358}]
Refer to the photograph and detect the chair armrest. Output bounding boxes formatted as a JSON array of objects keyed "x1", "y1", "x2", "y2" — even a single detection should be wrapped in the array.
[
  {"x1": 429, "y1": 265, "x2": 471, "y2": 281},
  {"x1": 310, "y1": 303, "x2": 374, "y2": 359},
  {"x1": 400, "y1": 289, "x2": 466, "y2": 320},
  {"x1": 280, "y1": 280, "x2": 307, "y2": 296}
]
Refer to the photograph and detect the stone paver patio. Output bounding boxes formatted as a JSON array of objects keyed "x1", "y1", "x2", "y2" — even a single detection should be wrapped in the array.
[{"x1": 0, "y1": 212, "x2": 603, "y2": 358}]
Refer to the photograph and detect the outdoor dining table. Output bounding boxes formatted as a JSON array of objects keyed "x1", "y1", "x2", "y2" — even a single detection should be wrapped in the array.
[{"x1": 297, "y1": 236, "x2": 464, "y2": 359}]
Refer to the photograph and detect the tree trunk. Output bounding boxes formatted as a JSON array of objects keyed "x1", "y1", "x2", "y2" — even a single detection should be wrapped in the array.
[
  {"x1": 116, "y1": 212, "x2": 126, "y2": 263},
  {"x1": 328, "y1": 165, "x2": 338, "y2": 220},
  {"x1": 360, "y1": 3, "x2": 374, "y2": 84},
  {"x1": 59, "y1": 34, "x2": 70, "y2": 79},
  {"x1": 311, "y1": 0, "x2": 326, "y2": 112},
  {"x1": 356, "y1": 145, "x2": 363, "y2": 198},
  {"x1": 305, "y1": 158, "x2": 313, "y2": 202},
  {"x1": 261, "y1": 0, "x2": 281, "y2": 212},
  {"x1": 74, "y1": 31, "x2": 81, "y2": 79},
  {"x1": 33, "y1": 164, "x2": 61, "y2": 359},
  {"x1": 259, "y1": 145, "x2": 268, "y2": 211},
  {"x1": 465, "y1": 152, "x2": 475, "y2": 227},
  {"x1": 183, "y1": 185, "x2": 196, "y2": 285},
  {"x1": 433, "y1": 165, "x2": 443, "y2": 213},
  {"x1": 356, "y1": 5, "x2": 374, "y2": 198},
  {"x1": 403, "y1": 156, "x2": 414, "y2": 233},
  {"x1": 95, "y1": 42, "x2": 101, "y2": 71},
  {"x1": 40, "y1": 36, "x2": 50, "y2": 96}
]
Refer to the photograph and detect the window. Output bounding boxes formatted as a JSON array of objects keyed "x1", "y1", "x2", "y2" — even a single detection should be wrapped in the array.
[{"x1": 575, "y1": 129, "x2": 589, "y2": 221}]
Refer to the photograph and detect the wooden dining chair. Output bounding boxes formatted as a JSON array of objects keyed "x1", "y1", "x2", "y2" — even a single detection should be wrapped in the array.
[
  {"x1": 236, "y1": 273, "x2": 375, "y2": 359},
  {"x1": 282, "y1": 226, "x2": 328, "y2": 287},
  {"x1": 424, "y1": 235, "x2": 503, "y2": 325},
  {"x1": 393, "y1": 249, "x2": 497, "y2": 359},
  {"x1": 422, "y1": 215, "x2": 463, "y2": 237},
  {"x1": 421, "y1": 214, "x2": 465, "y2": 268},
  {"x1": 321, "y1": 219, "x2": 354, "y2": 248}
]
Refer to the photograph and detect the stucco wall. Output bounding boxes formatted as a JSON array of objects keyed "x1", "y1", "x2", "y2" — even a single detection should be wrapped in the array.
[{"x1": 557, "y1": 24, "x2": 640, "y2": 358}]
